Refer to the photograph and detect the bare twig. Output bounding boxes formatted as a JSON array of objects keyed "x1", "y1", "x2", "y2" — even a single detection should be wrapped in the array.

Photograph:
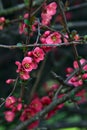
[
  {"x1": 0, "y1": 77, "x2": 19, "y2": 108},
  {"x1": 0, "y1": 40, "x2": 86, "y2": 49},
  {"x1": 28, "y1": 57, "x2": 46, "y2": 103}
]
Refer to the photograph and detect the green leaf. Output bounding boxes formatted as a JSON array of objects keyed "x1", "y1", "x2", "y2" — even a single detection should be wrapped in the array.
[
  {"x1": 84, "y1": 35, "x2": 87, "y2": 41},
  {"x1": 17, "y1": 43, "x2": 22, "y2": 47},
  {"x1": 24, "y1": 19, "x2": 30, "y2": 26},
  {"x1": 24, "y1": 0, "x2": 29, "y2": 6}
]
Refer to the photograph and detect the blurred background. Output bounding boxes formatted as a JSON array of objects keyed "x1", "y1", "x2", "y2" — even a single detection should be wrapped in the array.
[{"x1": 0, "y1": 0, "x2": 87, "y2": 130}]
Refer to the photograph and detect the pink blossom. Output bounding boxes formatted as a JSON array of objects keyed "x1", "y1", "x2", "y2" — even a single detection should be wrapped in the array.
[
  {"x1": 20, "y1": 108, "x2": 35, "y2": 121},
  {"x1": 41, "y1": 96, "x2": 51, "y2": 105},
  {"x1": 4, "y1": 111, "x2": 15, "y2": 122},
  {"x1": 46, "y1": 32, "x2": 61, "y2": 44},
  {"x1": 66, "y1": 58, "x2": 87, "y2": 87},
  {"x1": 22, "y1": 57, "x2": 34, "y2": 72},
  {"x1": 6, "y1": 79, "x2": 15, "y2": 84},
  {"x1": 41, "y1": 13, "x2": 52, "y2": 25},
  {"x1": 15, "y1": 61, "x2": 21, "y2": 73},
  {"x1": 30, "y1": 98, "x2": 43, "y2": 112},
  {"x1": 0, "y1": 17, "x2": 5, "y2": 30},
  {"x1": 73, "y1": 59, "x2": 86, "y2": 69},
  {"x1": 41, "y1": 2, "x2": 57, "y2": 25},
  {"x1": 65, "y1": 67, "x2": 73, "y2": 73},
  {"x1": 32, "y1": 47, "x2": 45, "y2": 63},
  {"x1": 74, "y1": 34, "x2": 80, "y2": 41},
  {"x1": 5, "y1": 96, "x2": 16, "y2": 109},
  {"x1": 46, "y1": 2, "x2": 57, "y2": 15},
  {"x1": 0, "y1": 17, "x2": 5, "y2": 23},
  {"x1": 76, "y1": 89, "x2": 86, "y2": 104},
  {"x1": 17, "y1": 103, "x2": 22, "y2": 111},
  {"x1": 19, "y1": 69, "x2": 30, "y2": 80},
  {"x1": 43, "y1": 30, "x2": 51, "y2": 37},
  {"x1": 82, "y1": 73, "x2": 87, "y2": 79},
  {"x1": 24, "y1": 13, "x2": 29, "y2": 19}
]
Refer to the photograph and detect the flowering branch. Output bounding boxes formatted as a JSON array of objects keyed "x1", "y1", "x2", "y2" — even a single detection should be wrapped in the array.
[{"x1": 12, "y1": 84, "x2": 86, "y2": 130}]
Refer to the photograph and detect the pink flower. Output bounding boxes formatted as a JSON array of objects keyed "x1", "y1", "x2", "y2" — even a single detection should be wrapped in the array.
[
  {"x1": 33, "y1": 47, "x2": 45, "y2": 63},
  {"x1": 46, "y1": 2, "x2": 57, "y2": 15},
  {"x1": 74, "y1": 34, "x2": 80, "y2": 41},
  {"x1": 5, "y1": 96, "x2": 16, "y2": 109},
  {"x1": 4, "y1": 111, "x2": 15, "y2": 122},
  {"x1": 41, "y1": 13, "x2": 52, "y2": 25},
  {"x1": 0, "y1": 17, "x2": 5, "y2": 30},
  {"x1": 46, "y1": 32, "x2": 61, "y2": 44},
  {"x1": 82, "y1": 73, "x2": 87, "y2": 79},
  {"x1": 30, "y1": 98, "x2": 43, "y2": 112},
  {"x1": 20, "y1": 108, "x2": 35, "y2": 121},
  {"x1": 66, "y1": 58, "x2": 87, "y2": 87},
  {"x1": 22, "y1": 57, "x2": 34, "y2": 72},
  {"x1": 41, "y1": 2, "x2": 57, "y2": 25},
  {"x1": 6, "y1": 79, "x2": 15, "y2": 84},
  {"x1": 15, "y1": 61, "x2": 21, "y2": 73},
  {"x1": 0, "y1": 17, "x2": 5, "y2": 23},
  {"x1": 17, "y1": 103, "x2": 22, "y2": 111},
  {"x1": 73, "y1": 59, "x2": 86, "y2": 69},
  {"x1": 66, "y1": 67, "x2": 73, "y2": 74},
  {"x1": 41, "y1": 96, "x2": 51, "y2": 105},
  {"x1": 19, "y1": 69, "x2": 30, "y2": 80},
  {"x1": 24, "y1": 13, "x2": 29, "y2": 19}
]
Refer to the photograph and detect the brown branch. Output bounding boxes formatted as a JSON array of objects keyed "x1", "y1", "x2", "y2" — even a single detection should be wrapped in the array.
[
  {"x1": 53, "y1": 61, "x2": 87, "y2": 99},
  {"x1": 28, "y1": 57, "x2": 46, "y2": 103},
  {"x1": 0, "y1": 40, "x2": 86, "y2": 49}
]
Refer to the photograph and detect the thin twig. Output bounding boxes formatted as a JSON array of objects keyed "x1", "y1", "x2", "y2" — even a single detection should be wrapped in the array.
[
  {"x1": 0, "y1": 40, "x2": 86, "y2": 49},
  {"x1": 0, "y1": 77, "x2": 19, "y2": 108},
  {"x1": 28, "y1": 57, "x2": 46, "y2": 103},
  {"x1": 53, "y1": 61, "x2": 87, "y2": 99}
]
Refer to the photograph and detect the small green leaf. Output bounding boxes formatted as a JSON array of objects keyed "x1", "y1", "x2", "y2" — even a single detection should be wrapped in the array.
[
  {"x1": 24, "y1": 0, "x2": 29, "y2": 6},
  {"x1": 24, "y1": 19, "x2": 30, "y2": 26},
  {"x1": 17, "y1": 43, "x2": 22, "y2": 47},
  {"x1": 74, "y1": 97, "x2": 81, "y2": 101},
  {"x1": 84, "y1": 35, "x2": 87, "y2": 41}
]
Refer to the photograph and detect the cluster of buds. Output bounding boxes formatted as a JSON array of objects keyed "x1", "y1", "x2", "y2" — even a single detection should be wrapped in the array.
[{"x1": 19, "y1": 13, "x2": 38, "y2": 35}]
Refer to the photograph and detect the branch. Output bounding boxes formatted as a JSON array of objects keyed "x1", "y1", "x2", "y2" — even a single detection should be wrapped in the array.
[
  {"x1": 67, "y1": 2, "x2": 87, "y2": 12},
  {"x1": 0, "y1": 0, "x2": 44, "y2": 16},
  {"x1": 12, "y1": 84, "x2": 86, "y2": 130},
  {"x1": 53, "y1": 60, "x2": 87, "y2": 99},
  {"x1": 28, "y1": 57, "x2": 46, "y2": 103},
  {"x1": 0, "y1": 40, "x2": 86, "y2": 49},
  {"x1": 0, "y1": 77, "x2": 19, "y2": 108},
  {"x1": 39, "y1": 121, "x2": 87, "y2": 129}
]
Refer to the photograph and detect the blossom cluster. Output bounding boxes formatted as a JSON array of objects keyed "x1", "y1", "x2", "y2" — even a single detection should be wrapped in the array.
[
  {"x1": 15, "y1": 47, "x2": 45, "y2": 80},
  {"x1": 4, "y1": 83, "x2": 64, "y2": 129},
  {"x1": 40, "y1": 31, "x2": 62, "y2": 52},
  {"x1": 19, "y1": 13, "x2": 38, "y2": 35},
  {"x1": 66, "y1": 58, "x2": 87, "y2": 103},
  {"x1": 41, "y1": 2, "x2": 57, "y2": 25},
  {"x1": 66, "y1": 58, "x2": 87, "y2": 87}
]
